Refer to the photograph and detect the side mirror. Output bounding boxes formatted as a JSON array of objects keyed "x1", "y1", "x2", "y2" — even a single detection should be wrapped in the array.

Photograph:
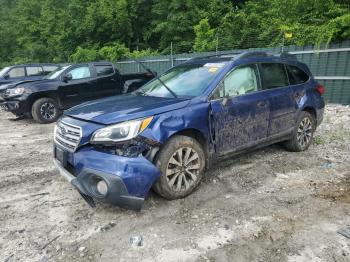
[
  {"x1": 3, "y1": 74, "x2": 9, "y2": 80},
  {"x1": 63, "y1": 73, "x2": 72, "y2": 82}
]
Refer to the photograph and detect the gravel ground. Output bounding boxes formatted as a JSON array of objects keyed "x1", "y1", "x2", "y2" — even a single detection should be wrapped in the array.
[{"x1": 0, "y1": 105, "x2": 350, "y2": 262}]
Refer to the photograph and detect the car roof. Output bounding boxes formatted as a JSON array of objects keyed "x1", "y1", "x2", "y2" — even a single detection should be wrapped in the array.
[
  {"x1": 8, "y1": 63, "x2": 58, "y2": 68},
  {"x1": 184, "y1": 51, "x2": 299, "y2": 65}
]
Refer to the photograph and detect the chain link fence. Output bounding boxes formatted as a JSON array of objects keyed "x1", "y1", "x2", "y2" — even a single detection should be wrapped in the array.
[{"x1": 116, "y1": 41, "x2": 350, "y2": 105}]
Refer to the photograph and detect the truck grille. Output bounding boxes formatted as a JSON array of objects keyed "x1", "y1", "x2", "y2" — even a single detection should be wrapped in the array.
[{"x1": 54, "y1": 121, "x2": 82, "y2": 152}]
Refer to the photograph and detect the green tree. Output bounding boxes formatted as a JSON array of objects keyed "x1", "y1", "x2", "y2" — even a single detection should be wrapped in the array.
[
  {"x1": 193, "y1": 19, "x2": 217, "y2": 52},
  {"x1": 69, "y1": 47, "x2": 99, "y2": 62},
  {"x1": 99, "y1": 43, "x2": 130, "y2": 61}
]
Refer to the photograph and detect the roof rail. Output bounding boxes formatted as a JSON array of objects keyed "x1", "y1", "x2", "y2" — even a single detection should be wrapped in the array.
[
  {"x1": 186, "y1": 50, "x2": 298, "y2": 63},
  {"x1": 188, "y1": 52, "x2": 241, "y2": 61},
  {"x1": 234, "y1": 51, "x2": 271, "y2": 60},
  {"x1": 278, "y1": 52, "x2": 298, "y2": 61}
]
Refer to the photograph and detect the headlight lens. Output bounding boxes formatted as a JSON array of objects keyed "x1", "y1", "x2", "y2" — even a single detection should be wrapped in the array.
[
  {"x1": 7, "y1": 87, "x2": 26, "y2": 96},
  {"x1": 91, "y1": 116, "x2": 153, "y2": 143}
]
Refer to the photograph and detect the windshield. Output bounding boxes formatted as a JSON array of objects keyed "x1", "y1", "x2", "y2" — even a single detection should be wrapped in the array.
[
  {"x1": 0, "y1": 67, "x2": 10, "y2": 77},
  {"x1": 139, "y1": 62, "x2": 227, "y2": 98},
  {"x1": 45, "y1": 65, "x2": 70, "y2": 79}
]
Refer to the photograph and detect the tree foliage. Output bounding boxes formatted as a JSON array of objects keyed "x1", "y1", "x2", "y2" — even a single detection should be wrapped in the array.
[{"x1": 0, "y1": 0, "x2": 349, "y2": 67}]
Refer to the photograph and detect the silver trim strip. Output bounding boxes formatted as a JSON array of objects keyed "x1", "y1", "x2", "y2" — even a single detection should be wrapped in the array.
[
  {"x1": 290, "y1": 47, "x2": 350, "y2": 54},
  {"x1": 315, "y1": 76, "x2": 350, "y2": 80},
  {"x1": 53, "y1": 159, "x2": 74, "y2": 183}
]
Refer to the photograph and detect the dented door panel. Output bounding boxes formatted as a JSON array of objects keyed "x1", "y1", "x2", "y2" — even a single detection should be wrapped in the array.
[{"x1": 210, "y1": 92, "x2": 270, "y2": 155}]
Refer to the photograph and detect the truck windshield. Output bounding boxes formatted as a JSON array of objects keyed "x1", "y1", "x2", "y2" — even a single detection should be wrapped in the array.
[
  {"x1": 139, "y1": 62, "x2": 227, "y2": 98},
  {"x1": 45, "y1": 65, "x2": 70, "y2": 79},
  {"x1": 0, "y1": 67, "x2": 10, "y2": 77}
]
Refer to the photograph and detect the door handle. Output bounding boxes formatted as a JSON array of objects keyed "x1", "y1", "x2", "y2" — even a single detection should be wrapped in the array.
[{"x1": 257, "y1": 101, "x2": 266, "y2": 108}]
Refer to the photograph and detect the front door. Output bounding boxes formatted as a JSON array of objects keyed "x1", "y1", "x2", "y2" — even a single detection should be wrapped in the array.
[
  {"x1": 210, "y1": 64, "x2": 270, "y2": 155},
  {"x1": 58, "y1": 65, "x2": 94, "y2": 107},
  {"x1": 6, "y1": 66, "x2": 26, "y2": 84}
]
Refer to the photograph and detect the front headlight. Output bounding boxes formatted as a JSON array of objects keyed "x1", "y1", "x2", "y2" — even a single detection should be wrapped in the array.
[
  {"x1": 7, "y1": 86, "x2": 26, "y2": 96},
  {"x1": 91, "y1": 116, "x2": 154, "y2": 143}
]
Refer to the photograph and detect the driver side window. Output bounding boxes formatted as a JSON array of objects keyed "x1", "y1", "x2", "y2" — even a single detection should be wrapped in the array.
[
  {"x1": 68, "y1": 66, "x2": 91, "y2": 80},
  {"x1": 223, "y1": 65, "x2": 258, "y2": 97}
]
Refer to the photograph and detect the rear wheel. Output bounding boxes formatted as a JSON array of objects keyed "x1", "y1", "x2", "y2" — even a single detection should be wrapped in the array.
[
  {"x1": 31, "y1": 97, "x2": 60, "y2": 124},
  {"x1": 153, "y1": 135, "x2": 206, "y2": 200},
  {"x1": 284, "y1": 111, "x2": 316, "y2": 152}
]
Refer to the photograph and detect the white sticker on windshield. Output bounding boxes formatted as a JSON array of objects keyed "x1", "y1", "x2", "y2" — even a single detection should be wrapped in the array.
[{"x1": 204, "y1": 63, "x2": 225, "y2": 68}]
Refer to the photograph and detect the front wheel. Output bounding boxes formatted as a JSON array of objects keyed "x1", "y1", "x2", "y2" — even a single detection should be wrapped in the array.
[
  {"x1": 153, "y1": 135, "x2": 206, "y2": 200},
  {"x1": 31, "y1": 97, "x2": 60, "y2": 124},
  {"x1": 284, "y1": 111, "x2": 316, "y2": 152}
]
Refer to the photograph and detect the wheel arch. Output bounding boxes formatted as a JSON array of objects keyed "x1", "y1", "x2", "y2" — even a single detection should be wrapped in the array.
[
  {"x1": 302, "y1": 106, "x2": 317, "y2": 122},
  {"x1": 161, "y1": 128, "x2": 209, "y2": 169},
  {"x1": 28, "y1": 91, "x2": 61, "y2": 109}
]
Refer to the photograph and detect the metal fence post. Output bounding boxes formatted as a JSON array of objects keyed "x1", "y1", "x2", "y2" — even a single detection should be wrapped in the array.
[{"x1": 170, "y1": 42, "x2": 174, "y2": 67}]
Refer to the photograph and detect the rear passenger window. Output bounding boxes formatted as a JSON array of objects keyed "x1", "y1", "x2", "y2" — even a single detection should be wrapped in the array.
[
  {"x1": 43, "y1": 66, "x2": 58, "y2": 74},
  {"x1": 26, "y1": 66, "x2": 43, "y2": 76},
  {"x1": 96, "y1": 65, "x2": 114, "y2": 76},
  {"x1": 8, "y1": 67, "x2": 25, "y2": 78},
  {"x1": 260, "y1": 63, "x2": 289, "y2": 89},
  {"x1": 286, "y1": 65, "x2": 309, "y2": 85}
]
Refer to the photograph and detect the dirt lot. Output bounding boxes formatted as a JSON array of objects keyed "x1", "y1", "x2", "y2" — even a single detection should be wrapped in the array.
[{"x1": 0, "y1": 105, "x2": 350, "y2": 262}]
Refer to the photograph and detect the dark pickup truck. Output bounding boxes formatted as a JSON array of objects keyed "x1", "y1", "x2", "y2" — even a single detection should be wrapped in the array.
[{"x1": 0, "y1": 62, "x2": 154, "y2": 123}]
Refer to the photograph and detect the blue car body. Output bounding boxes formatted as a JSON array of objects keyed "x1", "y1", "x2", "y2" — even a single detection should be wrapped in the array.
[{"x1": 53, "y1": 52, "x2": 325, "y2": 210}]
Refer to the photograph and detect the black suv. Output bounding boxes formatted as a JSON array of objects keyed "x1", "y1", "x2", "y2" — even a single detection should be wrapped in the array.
[
  {"x1": 0, "y1": 63, "x2": 58, "y2": 86},
  {"x1": 0, "y1": 62, "x2": 154, "y2": 123}
]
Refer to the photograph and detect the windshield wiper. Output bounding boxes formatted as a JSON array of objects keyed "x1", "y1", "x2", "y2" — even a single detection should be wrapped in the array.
[{"x1": 133, "y1": 59, "x2": 178, "y2": 98}]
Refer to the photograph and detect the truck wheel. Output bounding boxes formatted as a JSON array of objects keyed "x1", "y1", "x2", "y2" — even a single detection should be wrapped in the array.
[
  {"x1": 153, "y1": 135, "x2": 206, "y2": 200},
  {"x1": 283, "y1": 111, "x2": 316, "y2": 152},
  {"x1": 31, "y1": 98, "x2": 60, "y2": 124}
]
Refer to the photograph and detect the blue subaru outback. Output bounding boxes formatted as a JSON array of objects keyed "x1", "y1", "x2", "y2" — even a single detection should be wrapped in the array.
[{"x1": 53, "y1": 52, "x2": 325, "y2": 210}]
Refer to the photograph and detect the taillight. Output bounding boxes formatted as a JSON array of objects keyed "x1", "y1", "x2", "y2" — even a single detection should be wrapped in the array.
[{"x1": 316, "y1": 84, "x2": 325, "y2": 95}]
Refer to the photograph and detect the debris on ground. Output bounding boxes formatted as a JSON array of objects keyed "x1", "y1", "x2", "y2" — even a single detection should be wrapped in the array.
[{"x1": 129, "y1": 236, "x2": 143, "y2": 247}]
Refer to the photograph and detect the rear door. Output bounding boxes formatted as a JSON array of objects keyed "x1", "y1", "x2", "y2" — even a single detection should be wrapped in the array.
[
  {"x1": 210, "y1": 64, "x2": 270, "y2": 155},
  {"x1": 93, "y1": 64, "x2": 121, "y2": 99},
  {"x1": 258, "y1": 63, "x2": 296, "y2": 137},
  {"x1": 58, "y1": 64, "x2": 95, "y2": 107},
  {"x1": 25, "y1": 66, "x2": 44, "y2": 81}
]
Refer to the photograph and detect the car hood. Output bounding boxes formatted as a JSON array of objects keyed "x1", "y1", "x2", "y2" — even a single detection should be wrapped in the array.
[
  {"x1": 64, "y1": 94, "x2": 191, "y2": 125},
  {"x1": 21, "y1": 79, "x2": 58, "y2": 87}
]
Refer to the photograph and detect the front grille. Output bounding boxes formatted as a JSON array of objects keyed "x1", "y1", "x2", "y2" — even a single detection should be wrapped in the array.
[{"x1": 54, "y1": 121, "x2": 82, "y2": 152}]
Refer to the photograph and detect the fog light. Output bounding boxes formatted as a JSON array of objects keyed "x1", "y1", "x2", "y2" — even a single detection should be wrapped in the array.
[{"x1": 96, "y1": 180, "x2": 108, "y2": 195}]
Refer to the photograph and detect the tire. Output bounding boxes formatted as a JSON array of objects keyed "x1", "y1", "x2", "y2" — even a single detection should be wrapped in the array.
[
  {"x1": 31, "y1": 97, "x2": 60, "y2": 124},
  {"x1": 153, "y1": 135, "x2": 206, "y2": 200},
  {"x1": 283, "y1": 111, "x2": 316, "y2": 152}
]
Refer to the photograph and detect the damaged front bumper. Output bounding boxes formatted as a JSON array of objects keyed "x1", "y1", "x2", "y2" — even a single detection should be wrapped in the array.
[{"x1": 53, "y1": 146, "x2": 162, "y2": 210}]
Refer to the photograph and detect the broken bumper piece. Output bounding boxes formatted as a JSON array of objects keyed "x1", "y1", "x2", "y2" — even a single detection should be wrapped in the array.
[{"x1": 53, "y1": 147, "x2": 161, "y2": 210}]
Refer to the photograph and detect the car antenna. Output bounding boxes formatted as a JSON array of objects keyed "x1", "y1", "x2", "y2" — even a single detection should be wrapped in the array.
[{"x1": 133, "y1": 59, "x2": 178, "y2": 98}]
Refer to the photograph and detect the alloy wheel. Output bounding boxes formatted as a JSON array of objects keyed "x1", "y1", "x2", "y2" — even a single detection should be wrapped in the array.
[
  {"x1": 40, "y1": 102, "x2": 56, "y2": 120},
  {"x1": 166, "y1": 147, "x2": 201, "y2": 192},
  {"x1": 297, "y1": 117, "x2": 313, "y2": 148}
]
